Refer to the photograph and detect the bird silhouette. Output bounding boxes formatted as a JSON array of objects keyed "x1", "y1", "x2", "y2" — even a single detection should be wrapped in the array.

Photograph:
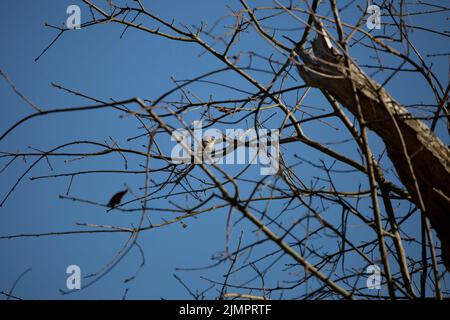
[{"x1": 107, "y1": 189, "x2": 128, "y2": 209}]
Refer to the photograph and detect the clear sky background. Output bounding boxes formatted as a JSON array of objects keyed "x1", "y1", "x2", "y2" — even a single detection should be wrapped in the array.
[{"x1": 0, "y1": 0, "x2": 448, "y2": 299}]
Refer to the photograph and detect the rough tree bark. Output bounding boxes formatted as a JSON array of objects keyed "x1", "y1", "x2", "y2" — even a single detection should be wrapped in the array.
[{"x1": 295, "y1": 23, "x2": 450, "y2": 270}]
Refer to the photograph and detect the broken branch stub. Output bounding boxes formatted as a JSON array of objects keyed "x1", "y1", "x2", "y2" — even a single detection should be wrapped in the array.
[{"x1": 295, "y1": 30, "x2": 450, "y2": 270}]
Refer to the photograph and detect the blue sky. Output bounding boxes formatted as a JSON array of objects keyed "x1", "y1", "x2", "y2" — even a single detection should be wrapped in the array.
[{"x1": 0, "y1": 1, "x2": 449, "y2": 299}]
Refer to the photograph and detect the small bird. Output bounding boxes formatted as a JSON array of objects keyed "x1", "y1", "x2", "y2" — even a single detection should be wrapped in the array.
[
  {"x1": 107, "y1": 189, "x2": 128, "y2": 209},
  {"x1": 202, "y1": 136, "x2": 216, "y2": 153},
  {"x1": 173, "y1": 136, "x2": 216, "y2": 185},
  {"x1": 201, "y1": 136, "x2": 216, "y2": 162}
]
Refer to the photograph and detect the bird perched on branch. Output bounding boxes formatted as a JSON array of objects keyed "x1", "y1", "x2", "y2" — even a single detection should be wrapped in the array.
[
  {"x1": 175, "y1": 136, "x2": 217, "y2": 183},
  {"x1": 201, "y1": 136, "x2": 216, "y2": 159},
  {"x1": 107, "y1": 189, "x2": 128, "y2": 209}
]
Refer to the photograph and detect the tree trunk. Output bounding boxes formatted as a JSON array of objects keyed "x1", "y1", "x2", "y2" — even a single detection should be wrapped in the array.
[{"x1": 295, "y1": 28, "x2": 450, "y2": 270}]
